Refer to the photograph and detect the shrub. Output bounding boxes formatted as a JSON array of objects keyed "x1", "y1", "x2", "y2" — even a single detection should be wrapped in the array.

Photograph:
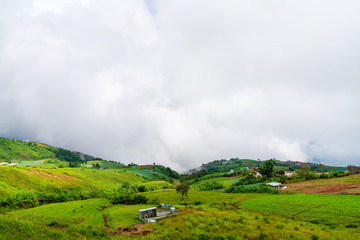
[
  {"x1": 225, "y1": 185, "x2": 279, "y2": 194},
  {"x1": 311, "y1": 234, "x2": 319, "y2": 240},
  {"x1": 111, "y1": 194, "x2": 147, "y2": 205},
  {"x1": 196, "y1": 181, "x2": 224, "y2": 191}
]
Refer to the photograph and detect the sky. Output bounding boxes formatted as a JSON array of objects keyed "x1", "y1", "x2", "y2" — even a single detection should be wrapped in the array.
[{"x1": 1, "y1": 0, "x2": 360, "y2": 172}]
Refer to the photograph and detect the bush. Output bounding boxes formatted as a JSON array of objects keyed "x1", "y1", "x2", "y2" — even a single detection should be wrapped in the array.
[
  {"x1": 196, "y1": 181, "x2": 224, "y2": 191},
  {"x1": 311, "y1": 234, "x2": 319, "y2": 240},
  {"x1": 111, "y1": 194, "x2": 147, "y2": 205},
  {"x1": 137, "y1": 185, "x2": 146, "y2": 192},
  {"x1": 225, "y1": 185, "x2": 279, "y2": 194}
]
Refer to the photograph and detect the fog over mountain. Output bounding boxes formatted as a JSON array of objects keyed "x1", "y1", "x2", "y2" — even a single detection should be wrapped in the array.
[{"x1": 1, "y1": 0, "x2": 360, "y2": 171}]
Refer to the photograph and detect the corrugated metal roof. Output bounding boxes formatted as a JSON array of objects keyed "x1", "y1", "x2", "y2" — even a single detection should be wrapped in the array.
[
  {"x1": 139, "y1": 207, "x2": 157, "y2": 212},
  {"x1": 266, "y1": 182, "x2": 282, "y2": 186}
]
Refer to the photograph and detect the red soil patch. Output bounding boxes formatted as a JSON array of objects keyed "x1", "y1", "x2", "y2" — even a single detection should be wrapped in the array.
[
  {"x1": 304, "y1": 183, "x2": 360, "y2": 194},
  {"x1": 27, "y1": 170, "x2": 79, "y2": 181},
  {"x1": 111, "y1": 224, "x2": 153, "y2": 236}
]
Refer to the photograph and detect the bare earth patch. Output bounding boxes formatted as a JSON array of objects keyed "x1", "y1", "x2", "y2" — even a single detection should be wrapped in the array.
[
  {"x1": 26, "y1": 170, "x2": 79, "y2": 181},
  {"x1": 111, "y1": 224, "x2": 154, "y2": 236},
  {"x1": 285, "y1": 181, "x2": 360, "y2": 194},
  {"x1": 303, "y1": 183, "x2": 360, "y2": 194}
]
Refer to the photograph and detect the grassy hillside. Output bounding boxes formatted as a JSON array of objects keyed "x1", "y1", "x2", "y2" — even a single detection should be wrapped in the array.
[
  {"x1": 0, "y1": 138, "x2": 56, "y2": 161},
  {"x1": 0, "y1": 166, "x2": 146, "y2": 195},
  {"x1": 0, "y1": 137, "x2": 99, "y2": 163}
]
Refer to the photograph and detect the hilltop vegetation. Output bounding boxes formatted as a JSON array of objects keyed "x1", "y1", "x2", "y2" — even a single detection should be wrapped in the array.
[{"x1": 188, "y1": 158, "x2": 346, "y2": 178}]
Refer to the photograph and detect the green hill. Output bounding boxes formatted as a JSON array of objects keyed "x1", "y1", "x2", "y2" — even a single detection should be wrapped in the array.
[
  {"x1": 0, "y1": 137, "x2": 99, "y2": 163},
  {"x1": 190, "y1": 158, "x2": 346, "y2": 177},
  {"x1": 0, "y1": 166, "x2": 145, "y2": 195},
  {"x1": 0, "y1": 138, "x2": 56, "y2": 161}
]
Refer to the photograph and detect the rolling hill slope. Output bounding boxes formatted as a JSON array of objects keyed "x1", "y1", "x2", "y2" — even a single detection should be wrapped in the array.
[{"x1": 0, "y1": 137, "x2": 99, "y2": 163}]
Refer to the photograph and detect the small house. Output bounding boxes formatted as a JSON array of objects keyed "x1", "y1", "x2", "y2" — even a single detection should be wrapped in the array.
[
  {"x1": 266, "y1": 182, "x2": 283, "y2": 189},
  {"x1": 285, "y1": 171, "x2": 295, "y2": 177},
  {"x1": 159, "y1": 203, "x2": 172, "y2": 209},
  {"x1": 138, "y1": 205, "x2": 177, "y2": 223},
  {"x1": 138, "y1": 207, "x2": 157, "y2": 221},
  {"x1": 254, "y1": 172, "x2": 262, "y2": 178},
  {"x1": 347, "y1": 166, "x2": 359, "y2": 175}
]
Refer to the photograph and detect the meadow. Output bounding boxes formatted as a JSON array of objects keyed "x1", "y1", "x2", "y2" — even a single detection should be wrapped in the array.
[{"x1": 1, "y1": 189, "x2": 359, "y2": 239}]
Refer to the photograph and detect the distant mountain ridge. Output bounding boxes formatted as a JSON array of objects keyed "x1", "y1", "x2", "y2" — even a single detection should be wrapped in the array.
[{"x1": 188, "y1": 158, "x2": 347, "y2": 176}]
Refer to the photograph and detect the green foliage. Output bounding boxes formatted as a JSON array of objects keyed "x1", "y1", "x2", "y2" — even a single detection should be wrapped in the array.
[
  {"x1": 92, "y1": 163, "x2": 101, "y2": 169},
  {"x1": 69, "y1": 162, "x2": 81, "y2": 168},
  {"x1": 0, "y1": 191, "x2": 92, "y2": 211},
  {"x1": 110, "y1": 194, "x2": 147, "y2": 205},
  {"x1": 52, "y1": 148, "x2": 83, "y2": 162},
  {"x1": 286, "y1": 171, "x2": 349, "y2": 183},
  {"x1": 185, "y1": 157, "x2": 347, "y2": 181},
  {"x1": 195, "y1": 180, "x2": 224, "y2": 191},
  {"x1": 225, "y1": 185, "x2": 279, "y2": 194},
  {"x1": 0, "y1": 138, "x2": 56, "y2": 161},
  {"x1": 176, "y1": 182, "x2": 190, "y2": 200},
  {"x1": 152, "y1": 165, "x2": 181, "y2": 179},
  {"x1": 233, "y1": 174, "x2": 263, "y2": 186},
  {"x1": 136, "y1": 181, "x2": 173, "y2": 192},
  {"x1": 259, "y1": 160, "x2": 274, "y2": 178}
]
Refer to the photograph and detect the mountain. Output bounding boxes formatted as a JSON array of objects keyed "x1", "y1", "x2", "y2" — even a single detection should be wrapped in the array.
[{"x1": 188, "y1": 158, "x2": 347, "y2": 176}]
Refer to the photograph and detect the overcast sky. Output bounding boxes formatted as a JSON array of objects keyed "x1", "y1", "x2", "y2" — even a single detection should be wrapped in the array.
[{"x1": 1, "y1": 0, "x2": 360, "y2": 171}]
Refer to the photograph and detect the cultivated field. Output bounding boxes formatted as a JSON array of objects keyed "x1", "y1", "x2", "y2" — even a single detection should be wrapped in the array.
[{"x1": 285, "y1": 174, "x2": 360, "y2": 194}]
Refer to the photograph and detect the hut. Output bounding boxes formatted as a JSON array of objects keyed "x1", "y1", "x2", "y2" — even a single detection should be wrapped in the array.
[
  {"x1": 266, "y1": 182, "x2": 283, "y2": 189},
  {"x1": 138, "y1": 207, "x2": 157, "y2": 221},
  {"x1": 347, "y1": 166, "x2": 359, "y2": 175}
]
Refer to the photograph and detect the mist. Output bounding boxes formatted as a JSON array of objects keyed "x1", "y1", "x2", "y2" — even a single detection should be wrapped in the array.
[{"x1": 1, "y1": 0, "x2": 360, "y2": 171}]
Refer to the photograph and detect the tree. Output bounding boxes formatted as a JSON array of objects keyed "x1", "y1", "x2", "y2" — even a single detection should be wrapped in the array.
[
  {"x1": 69, "y1": 162, "x2": 80, "y2": 168},
  {"x1": 92, "y1": 163, "x2": 101, "y2": 169},
  {"x1": 276, "y1": 169, "x2": 285, "y2": 176},
  {"x1": 176, "y1": 182, "x2": 190, "y2": 200},
  {"x1": 259, "y1": 160, "x2": 274, "y2": 178}
]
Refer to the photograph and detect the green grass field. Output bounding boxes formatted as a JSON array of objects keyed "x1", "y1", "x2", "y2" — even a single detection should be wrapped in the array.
[
  {"x1": 240, "y1": 194, "x2": 360, "y2": 224},
  {"x1": 0, "y1": 189, "x2": 359, "y2": 239}
]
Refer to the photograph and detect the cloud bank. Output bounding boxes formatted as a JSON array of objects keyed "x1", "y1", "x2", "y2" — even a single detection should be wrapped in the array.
[{"x1": 1, "y1": 0, "x2": 360, "y2": 171}]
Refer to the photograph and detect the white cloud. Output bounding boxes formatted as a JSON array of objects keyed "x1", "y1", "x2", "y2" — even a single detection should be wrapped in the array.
[{"x1": 1, "y1": 0, "x2": 360, "y2": 172}]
